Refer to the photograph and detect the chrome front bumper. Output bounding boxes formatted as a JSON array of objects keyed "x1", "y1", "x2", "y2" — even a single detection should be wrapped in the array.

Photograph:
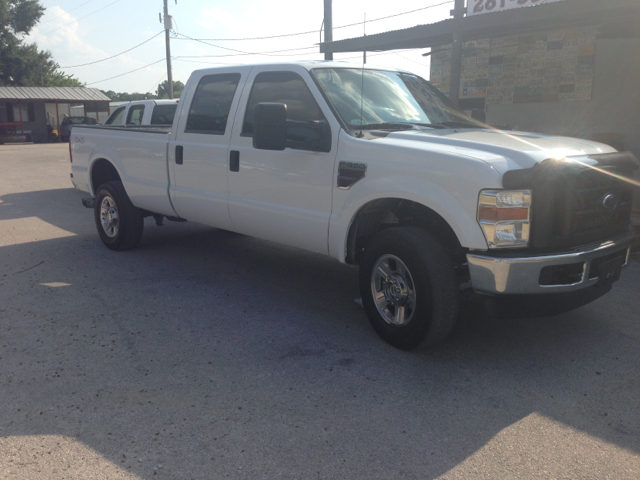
[{"x1": 467, "y1": 231, "x2": 635, "y2": 295}]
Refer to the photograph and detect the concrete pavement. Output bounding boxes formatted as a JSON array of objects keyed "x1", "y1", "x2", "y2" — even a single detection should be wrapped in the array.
[{"x1": 1, "y1": 143, "x2": 639, "y2": 479}]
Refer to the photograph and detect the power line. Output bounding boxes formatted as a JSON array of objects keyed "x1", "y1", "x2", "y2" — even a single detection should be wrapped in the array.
[
  {"x1": 172, "y1": 58, "x2": 246, "y2": 67},
  {"x1": 392, "y1": 52, "x2": 428, "y2": 66},
  {"x1": 30, "y1": 0, "x2": 123, "y2": 41},
  {"x1": 182, "y1": 1, "x2": 454, "y2": 42},
  {"x1": 174, "y1": 50, "x2": 322, "y2": 59},
  {"x1": 175, "y1": 33, "x2": 320, "y2": 58},
  {"x1": 61, "y1": 31, "x2": 164, "y2": 68},
  {"x1": 174, "y1": 49, "x2": 414, "y2": 66},
  {"x1": 338, "y1": 49, "x2": 416, "y2": 61},
  {"x1": 86, "y1": 49, "x2": 423, "y2": 88},
  {"x1": 338, "y1": 1, "x2": 453, "y2": 30},
  {"x1": 146, "y1": 72, "x2": 167, "y2": 95},
  {"x1": 86, "y1": 58, "x2": 166, "y2": 86},
  {"x1": 175, "y1": 44, "x2": 319, "y2": 59},
  {"x1": 39, "y1": 0, "x2": 99, "y2": 26},
  {"x1": 77, "y1": 1, "x2": 450, "y2": 87}
]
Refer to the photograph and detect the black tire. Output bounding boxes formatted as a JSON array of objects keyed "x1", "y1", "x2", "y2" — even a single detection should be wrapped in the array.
[
  {"x1": 94, "y1": 181, "x2": 144, "y2": 251},
  {"x1": 359, "y1": 227, "x2": 460, "y2": 350}
]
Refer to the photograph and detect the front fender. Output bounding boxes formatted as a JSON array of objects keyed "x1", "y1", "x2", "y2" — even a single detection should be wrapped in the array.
[{"x1": 328, "y1": 163, "x2": 503, "y2": 263}]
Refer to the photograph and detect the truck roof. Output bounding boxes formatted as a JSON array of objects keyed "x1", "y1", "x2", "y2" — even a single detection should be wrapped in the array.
[{"x1": 191, "y1": 60, "x2": 411, "y2": 75}]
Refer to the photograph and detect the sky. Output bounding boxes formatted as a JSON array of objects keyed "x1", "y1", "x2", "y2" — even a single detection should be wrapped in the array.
[{"x1": 23, "y1": 0, "x2": 455, "y2": 94}]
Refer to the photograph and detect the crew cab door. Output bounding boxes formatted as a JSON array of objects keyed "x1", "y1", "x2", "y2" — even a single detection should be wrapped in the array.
[
  {"x1": 227, "y1": 66, "x2": 339, "y2": 254},
  {"x1": 168, "y1": 67, "x2": 250, "y2": 228}
]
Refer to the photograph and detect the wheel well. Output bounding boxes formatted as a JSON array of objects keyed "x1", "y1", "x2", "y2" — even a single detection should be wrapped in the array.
[
  {"x1": 346, "y1": 199, "x2": 464, "y2": 265},
  {"x1": 91, "y1": 159, "x2": 121, "y2": 193}
]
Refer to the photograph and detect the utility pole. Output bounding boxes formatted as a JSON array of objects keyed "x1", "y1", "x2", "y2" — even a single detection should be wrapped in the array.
[
  {"x1": 163, "y1": 0, "x2": 174, "y2": 99},
  {"x1": 448, "y1": 0, "x2": 465, "y2": 106},
  {"x1": 324, "y1": 0, "x2": 333, "y2": 60}
]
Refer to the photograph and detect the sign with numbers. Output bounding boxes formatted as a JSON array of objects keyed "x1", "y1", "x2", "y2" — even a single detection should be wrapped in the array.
[{"x1": 467, "y1": 0, "x2": 565, "y2": 17}]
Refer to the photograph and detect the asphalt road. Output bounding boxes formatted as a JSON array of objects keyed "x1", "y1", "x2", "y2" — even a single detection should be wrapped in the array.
[{"x1": 1, "y1": 143, "x2": 639, "y2": 480}]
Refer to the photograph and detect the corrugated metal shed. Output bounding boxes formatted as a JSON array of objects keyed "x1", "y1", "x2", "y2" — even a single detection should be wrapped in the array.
[{"x1": 0, "y1": 86, "x2": 110, "y2": 102}]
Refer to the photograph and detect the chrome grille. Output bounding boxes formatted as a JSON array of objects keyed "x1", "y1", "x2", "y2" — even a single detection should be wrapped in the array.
[{"x1": 528, "y1": 152, "x2": 638, "y2": 250}]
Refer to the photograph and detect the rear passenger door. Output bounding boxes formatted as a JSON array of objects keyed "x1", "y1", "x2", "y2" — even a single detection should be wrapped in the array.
[{"x1": 168, "y1": 67, "x2": 251, "y2": 229}]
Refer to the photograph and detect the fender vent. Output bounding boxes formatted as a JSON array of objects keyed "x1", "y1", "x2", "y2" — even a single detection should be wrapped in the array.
[{"x1": 337, "y1": 161, "x2": 366, "y2": 189}]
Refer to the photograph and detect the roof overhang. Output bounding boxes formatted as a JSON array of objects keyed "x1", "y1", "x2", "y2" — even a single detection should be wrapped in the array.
[
  {"x1": 0, "y1": 86, "x2": 111, "y2": 103},
  {"x1": 320, "y1": 0, "x2": 640, "y2": 53}
]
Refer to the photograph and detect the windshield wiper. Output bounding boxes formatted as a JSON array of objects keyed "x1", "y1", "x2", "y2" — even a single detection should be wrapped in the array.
[
  {"x1": 415, "y1": 121, "x2": 479, "y2": 129},
  {"x1": 354, "y1": 120, "x2": 480, "y2": 132},
  {"x1": 356, "y1": 122, "x2": 418, "y2": 131}
]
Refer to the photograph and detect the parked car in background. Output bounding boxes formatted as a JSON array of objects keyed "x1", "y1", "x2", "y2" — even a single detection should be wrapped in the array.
[
  {"x1": 60, "y1": 116, "x2": 98, "y2": 142},
  {"x1": 105, "y1": 99, "x2": 179, "y2": 127}
]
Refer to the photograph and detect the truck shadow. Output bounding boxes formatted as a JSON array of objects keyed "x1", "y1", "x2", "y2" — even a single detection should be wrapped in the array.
[{"x1": 1, "y1": 187, "x2": 639, "y2": 479}]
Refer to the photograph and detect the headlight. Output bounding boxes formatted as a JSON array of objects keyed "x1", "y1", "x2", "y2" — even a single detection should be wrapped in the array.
[{"x1": 478, "y1": 189, "x2": 531, "y2": 248}]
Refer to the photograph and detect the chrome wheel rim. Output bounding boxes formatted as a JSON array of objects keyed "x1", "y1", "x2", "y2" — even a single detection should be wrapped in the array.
[
  {"x1": 100, "y1": 195, "x2": 119, "y2": 238},
  {"x1": 371, "y1": 254, "x2": 417, "y2": 326}
]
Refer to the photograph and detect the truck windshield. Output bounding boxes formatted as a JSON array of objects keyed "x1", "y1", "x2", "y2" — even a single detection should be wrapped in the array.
[{"x1": 311, "y1": 68, "x2": 474, "y2": 130}]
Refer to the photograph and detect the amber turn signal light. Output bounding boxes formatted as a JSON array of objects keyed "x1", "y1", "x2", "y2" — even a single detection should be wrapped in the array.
[{"x1": 478, "y1": 206, "x2": 529, "y2": 222}]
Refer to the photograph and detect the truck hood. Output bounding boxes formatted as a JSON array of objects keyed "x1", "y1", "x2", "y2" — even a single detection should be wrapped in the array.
[{"x1": 379, "y1": 128, "x2": 616, "y2": 175}]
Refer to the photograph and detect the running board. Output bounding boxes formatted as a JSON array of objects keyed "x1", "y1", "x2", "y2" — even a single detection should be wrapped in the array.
[{"x1": 82, "y1": 198, "x2": 95, "y2": 208}]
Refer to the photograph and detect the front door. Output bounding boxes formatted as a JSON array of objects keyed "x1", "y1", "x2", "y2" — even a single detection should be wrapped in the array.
[{"x1": 227, "y1": 67, "x2": 338, "y2": 254}]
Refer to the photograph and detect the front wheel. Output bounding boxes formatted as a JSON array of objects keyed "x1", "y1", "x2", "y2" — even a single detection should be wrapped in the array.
[
  {"x1": 94, "y1": 181, "x2": 144, "y2": 251},
  {"x1": 359, "y1": 227, "x2": 460, "y2": 350}
]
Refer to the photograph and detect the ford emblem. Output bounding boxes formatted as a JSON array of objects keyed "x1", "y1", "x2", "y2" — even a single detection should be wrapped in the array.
[{"x1": 602, "y1": 193, "x2": 619, "y2": 210}]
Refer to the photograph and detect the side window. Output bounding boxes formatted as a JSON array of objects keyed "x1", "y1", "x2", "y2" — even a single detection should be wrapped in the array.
[
  {"x1": 185, "y1": 73, "x2": 241, "y2": 135},
  {"x1": 105, "y1": 107, "x2": 125, "y2": 125},
  {"x1": 242, "y1": 71, "x2": 326, "y2": 136},
  {"x1": 150, "y1": 104, "x2": 177, "y2": 125},
  {"x1": 241, "y1": 71, "x2": 329, "y2": 152},
  {"x1": 126, "y1": 105, "x2": 145, "y2": 126}
]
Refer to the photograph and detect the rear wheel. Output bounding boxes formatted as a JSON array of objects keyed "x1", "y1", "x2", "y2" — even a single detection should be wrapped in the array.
[
  {"x1": 359, "y1": 227, "x2": 460, "y2": 350},
  {"x1": 94, "y1": 181, "x2": 143, "y2": 251}
]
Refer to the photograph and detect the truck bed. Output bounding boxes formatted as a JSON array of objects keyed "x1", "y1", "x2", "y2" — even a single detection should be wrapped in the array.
[{"x1": 71, "y1": 124, "x2": 177, "y2": 217}]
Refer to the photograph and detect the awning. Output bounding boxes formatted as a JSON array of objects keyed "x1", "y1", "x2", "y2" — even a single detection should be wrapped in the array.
[
  {"x1": 0, "y1": 86, "x2": 111, "y2": 102},
  {"x1": 320, "y1": 0, "x2": 640, "y2": 54}
]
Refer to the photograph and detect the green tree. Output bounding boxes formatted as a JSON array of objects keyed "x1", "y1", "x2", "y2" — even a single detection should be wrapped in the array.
[
  {"x1": 100, "y1": 90, "x2": 155, "y2": 101},
  {"x1": 156, "y1": 80, "x2": 184, "y2": 99},
  {"x1": 0, "y1": 0, "x2": 84, "y2": 86}
]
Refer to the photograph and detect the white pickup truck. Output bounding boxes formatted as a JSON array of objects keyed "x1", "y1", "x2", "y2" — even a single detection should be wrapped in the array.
[
  {"x1": 70, "y1": 61, "x2": 638, "y2": 349},
  {"x1": 105, "y1": 99, "x2": 179, "y2": 127}
]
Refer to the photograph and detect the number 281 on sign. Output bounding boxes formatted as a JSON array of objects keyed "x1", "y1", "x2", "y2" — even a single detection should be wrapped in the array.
[{"x1": 468, "y1": 0, "x2": 564, "y2": 16}]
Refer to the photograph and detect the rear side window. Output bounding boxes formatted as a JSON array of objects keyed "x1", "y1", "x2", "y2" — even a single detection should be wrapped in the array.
[
  {"x1": 185, "y1": 73, "x2": 241, "y2": 135},
  {"x1": 106, "y1": 107, "x2": 125, "y2": 125},
  {"x1": 150, "y1": 104, "x2": 177, "y2": 125},
  {"x1": 242, "y1": 71, "x2": 325, "y2": 135},
  {"x1": 126, "y1": 105, "x2": 145, "y2": 126}
]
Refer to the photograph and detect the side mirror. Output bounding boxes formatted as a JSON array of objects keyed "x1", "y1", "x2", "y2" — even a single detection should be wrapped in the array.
[
  {"x1": 253, "y1": 103, "x2": 287, "y2": 151},
  {"x1": 471, "y1": 108, "x2": 486, "y2": 123}
]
